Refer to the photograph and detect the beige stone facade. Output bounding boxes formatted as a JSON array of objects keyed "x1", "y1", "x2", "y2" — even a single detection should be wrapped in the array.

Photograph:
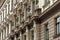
[{"x1": 0, "y1": 0, "x2": 60, "y2": 40}]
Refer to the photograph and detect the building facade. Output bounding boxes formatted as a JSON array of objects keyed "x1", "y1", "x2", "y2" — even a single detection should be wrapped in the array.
[{"x1": 0, "y1": 0, "x2": 60, "y2": 40}]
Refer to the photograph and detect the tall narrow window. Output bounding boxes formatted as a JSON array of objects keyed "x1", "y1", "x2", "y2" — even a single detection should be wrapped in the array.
[
  {"x1": 24, "y1": 35, "x2": 26, "y2": 40},
  {"x1": 19, "y1": 10, "x2": 24, "y2": 22},
  {"x1": 36, "y1": 0, "x2": 38, "y2": 4},
  {"x1": 31, "y1": 30, "x2": 34, "y2": 40},
  {"x1": 8, "y1": 3, "x2": 10, "y2": 14},
  {"x1": 7, "y1": 4, "x2": 9, "y2": 15},
  {"x1": 19, "y1": 10, "x2": 21, "y2": 23},
  {"x1": 56, "y1": 17, "x2": 60, "y2": 34},
  {"x1": 24, "y1": 4, "x2": 28, "y2": 17},
  {"x1": 32, "y1": 0, "x2": 35, "y2": 12},
  {"x1": 45, "y1": 23, "x2": 49, "y2": 40}
]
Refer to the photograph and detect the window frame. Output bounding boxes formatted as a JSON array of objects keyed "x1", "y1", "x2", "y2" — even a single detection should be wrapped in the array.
[
  {"x1": 56, "y1": 16, "x2": 60, "y2": 35},
  {"x1": 44, "y1": 23, "x2": 49, "y2": 40},
  {"x1": 31, "y1": 30, "x2": 34, "y2": 40}
]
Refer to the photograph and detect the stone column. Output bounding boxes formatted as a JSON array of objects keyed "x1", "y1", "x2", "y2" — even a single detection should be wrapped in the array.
[
  {"x1": 7, "y1": 4, "x2": 9, "y2": 15},
  {"x1": 10, "y1": 0, "x2": 13, "y2": 11},
  {"x1": 20, "y1": 32, "x2": 23, "y2": 40},
  {"x1": 3, "y1": 29, "x2": 5, "y2": 39},
  {"x1": 26, "y1": 27, "x2": 30, "y2": 40},
  {"x1": 33, "y1": 21, "x2": 41, "y2": 40},
  {"x1": 33, "y1": 21, "x2": 36, "y2": 40},
  {"x1": 1, "y1": 32, "x2": 3, "y2": 40},
  {"x1": 14, "y1": 35, "x2": 17, "y2": 40},
  {"x1": 9, "y1": 23, "x2": 11, "y2": 34}
]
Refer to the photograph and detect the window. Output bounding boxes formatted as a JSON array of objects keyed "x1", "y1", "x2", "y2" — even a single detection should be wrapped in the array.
[
  {"x1": 11, "y1": 37, "x2": 14, "y2": 40},
  {"x1": 13, "y1": 0, "x2": 17, "y2": 5},
  {"x1": 36, "y1": 0, "x2": 38, "y2": 4},
  {"x1": 43, "y1": 0, "x2": 50, "y2": 8},
  {"x1": 16, "y1": 17, "x2": 19, "y2": 22},
  {"x1": 45, "y1": 23, "x2": 49, "y2": 40},
  {"x1": 31, "y1": 30, "x2": 34, "y2": 40},
  {"x1": 32, "y1": 0, "x2": 35, "y2": 12},
  {"x1": 19, "y1": 10, "x2": 21, "y2": 23},
  {"x1": 8, "y1": 3, "x2": 10, "y2": 14},
  {"x1": 24, "y1": 4, "x2": 28, "y2": 17},
  {"x1": 24, "y1": 35, "x2": 26, "y2": 40},
  {"x1": 19, "y1": 10, "x2": 24, "y2": 22},
  {"x1": 56, "y1": 17, "x2": 60, "y2": 35},
  {"x1": 44, "y1": 0, "x2": 50, "y2": 5},
  {"x1": 0, "y1": 15, "x2": 1, "y2": 22},
  {"x1": 24, "y1": 4, "x2": 30, "y2": 17},
  {"x1": 7, "y1": 24, "x2": 9, "y2": 34}
]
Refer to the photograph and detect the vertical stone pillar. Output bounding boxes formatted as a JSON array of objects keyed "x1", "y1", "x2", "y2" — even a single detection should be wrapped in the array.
[
  {"x1": 7, "y1": 4, "x2": 9, "y2": 15},
  {"x1": 9, "y1": 23, "x2": 11, "y2": 34},
  {"x1": 1, "y1": 32, "x2": 3, "y2": 40},
  {"x1": 24, "y1": 8, "x2": 26, "y2": 20},
  {"x1": 10, "y1": 0, "x2": 13, "y2": 11},
  {"x1": 33, "y1": 21, "x2": 36, "y2": 40},
  {"x1": 33, "y1": 21, "x2": 41, "y2": 40},
  {"x1": 20, "y1": 32, "x2": 23, "y2": 40},
  {"x1": 14, "y1": 35, "x2": 17, "y2": 40},
  {"x1": 3, "y1": 29, "x2": 5, "y2": 39},
  {"x1": 26, "y1": 27, "x2": 30, "y2": 40}
]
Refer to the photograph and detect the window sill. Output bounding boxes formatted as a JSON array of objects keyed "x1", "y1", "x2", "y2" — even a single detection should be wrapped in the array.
[{"x1": 53, "y1": 34, "x2": 60, "y2": 38}]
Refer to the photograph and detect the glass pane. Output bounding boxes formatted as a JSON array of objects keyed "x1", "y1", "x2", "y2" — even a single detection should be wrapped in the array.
[
  {"x1": 44, "y1": 0, "x2": 50, "y2": 4},
  {"x1": 24, "y1": 35, "x2": 26, "y2": 40},
  {"x1": 32, "y1": 1, "x2": 35, "y2": 12},
  {"x1": 45, "y1": 24, "x2": 49, "y2": 40},
  {"x1": 57, "y1": 17, "x2": 60, "y2": 23},
  {"x1": 31, "y1": 31, "x2": 34, "y2": 40},
  {"x1": 59, "y1": 23, "x2": 60, "y2": 34},
  {"x1": 57, "y1": 24, "x2": 59, "y2": 34}
]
